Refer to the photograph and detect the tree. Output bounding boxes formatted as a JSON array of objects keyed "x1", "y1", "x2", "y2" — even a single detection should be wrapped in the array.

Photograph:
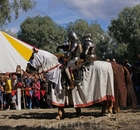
[
  {"x1": 66, "y1": 19, "x2": 89, "y2": 40},
  {"x1": 2, "y1": 29, "x2": 18, "y2": 38},
  {"x1": 18, "y1": 15, "x2": 65, "y2": 53},
  {"x1": 0, "y1": 0, "x2": 36, "y2": 28},
  {"x1": 108, "y1": 4, "x2": 140, "y2": 63},
  {"x1": 96, "y1": 33, "x2": 113, "y2": 60}
]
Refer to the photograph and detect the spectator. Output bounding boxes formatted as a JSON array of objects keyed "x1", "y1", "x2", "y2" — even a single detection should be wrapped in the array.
[
  {"x1": 106, "y1": 58, "x2": 110, "y2": 62},
  {"x1": 23, "y1": 72, "x2": 34, "y2": 109},
  {"x1": 123, "y1": 59, "x2": 132, "y2": 74},
  {"x1": 0, "y1": 75, "x2": 6, "y2": 109},
  {"x1": 16, "y1": 65, "x2": 24, "y2": 75},
  {"x1": 0, "y1": 75, "x2": 4, "y2": 110},
  {"x1": 135, "y1": 53, "x2": 140, "y2": 70},
  {"x1": 131, "y1": 53, "x2": 140, "y2": 105},
  {"x1": 16, "y1": 65, "x2": 24, "y2": 82},
  {"x1": 5, "y1": 72, "x2": 12, "y2": 110},
  {"x1": 16, "y1": 79, "x2": 23, "y2": 88},
  {"x1": 11, "y1": 74, "x2": 18, "y2": 110},
  {"x1": 32, "y1": 77, "x2": 40, "y2": 109},
  {"x1": 112, "y1": 58, "x2": 116, "y2": 62}
]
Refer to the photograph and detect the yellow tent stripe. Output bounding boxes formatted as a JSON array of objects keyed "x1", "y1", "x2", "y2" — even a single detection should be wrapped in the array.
[{"x1": 2, "y1": 32, "x2": 33, "y2": 61}]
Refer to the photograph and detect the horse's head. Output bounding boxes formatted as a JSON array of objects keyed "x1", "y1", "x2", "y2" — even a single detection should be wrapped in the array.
[
  {"x1": 29, "y1": 47, "x2": 38, "y2": 61},
  {"x1": 26, "y1": 49, "x2": 60, "y2": 74},
  {"x1": 26, "y1": 49, "x2": 39, "y2": 74}
]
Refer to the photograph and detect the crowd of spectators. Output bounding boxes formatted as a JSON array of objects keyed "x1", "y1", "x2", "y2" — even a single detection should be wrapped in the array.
[{"x1": 0, "y1": 65, "x2": 50, "y2": 110}]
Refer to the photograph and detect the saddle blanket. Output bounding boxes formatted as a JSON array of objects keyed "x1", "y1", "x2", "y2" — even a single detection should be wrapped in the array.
[
  {"x1": 47, "y1": 60, "x2": 115, "y2": 107},
  {"x1": 72, "y1": 60, "x2": 115, "y2": 107}
]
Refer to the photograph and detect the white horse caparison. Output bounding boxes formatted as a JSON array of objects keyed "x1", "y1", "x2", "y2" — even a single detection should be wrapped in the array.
[{"x1": 26, "y1": 49, "x2": 115, "y2": 120}]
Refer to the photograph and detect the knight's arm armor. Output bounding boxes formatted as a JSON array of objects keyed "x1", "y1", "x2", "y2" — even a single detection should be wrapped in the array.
[
  {"x1": 70, "y1": 42, "x2": 78, "y2": 54},
  {"x1": 82, "y1": 41, "x2": 94, "y2": 57},
  {"x1": 83, "y1": 42, "x2": 91, "y2": 56},
  {"x1": 81, "y1": 33, "x2": 95, "y2": 58},
  {"x1": 65, "y1": 41, "x2": 79, "y2": 59}
]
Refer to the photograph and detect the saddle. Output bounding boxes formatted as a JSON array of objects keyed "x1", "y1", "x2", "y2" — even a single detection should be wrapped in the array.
[
  {"x1": 56, "y1": 54, "x2": 94, "y2": 89},
  {"x1": 47, "y1": 57, "x2": 93, "y2": 92}
]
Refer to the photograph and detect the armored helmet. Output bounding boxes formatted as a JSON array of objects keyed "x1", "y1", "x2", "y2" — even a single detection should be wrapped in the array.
[
  {"x1": 83, "y1": 33, "x2": 92, "y2": 41},
  {"x1": 68, "y1": 31, "x2": 78, "y2": 41}
]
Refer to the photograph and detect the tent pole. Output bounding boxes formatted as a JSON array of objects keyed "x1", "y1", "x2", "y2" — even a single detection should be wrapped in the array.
[
  {"x1": 22, "y1": 88, "x2": 26, "y2": 109},
  {"x1": 21, "y1": 73, "x2": 26, "y2": 109}
]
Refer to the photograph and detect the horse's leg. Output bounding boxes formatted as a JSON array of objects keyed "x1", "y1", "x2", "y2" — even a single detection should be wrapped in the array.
[
  {"x1": 101, "y1": 101, "x2": 107, "y2": 115},
  {"x1": 117, "y1": 106, "x2": 120, "y2": 113},
  {"x1": 56, "y1": 106, "x2": 65, "y2": 120},
  {"x1": 101, "y1": 101, "x2": 113, "y2": 116},
  {"x1": 108, "y1": 106, "x2": 113, "y2": 114},
  {"x1": 107, "y1": 101, "x2": 113, "y2": 114},
  {"x1": 75, "y1": 107, "x2": 81, "y2": 117},
  {"x1": 112, "y1": 101, "x2": 120, "y2": 114},
  {"x1": 113, "y1": 107, "x2": 120, "y2": 114}
]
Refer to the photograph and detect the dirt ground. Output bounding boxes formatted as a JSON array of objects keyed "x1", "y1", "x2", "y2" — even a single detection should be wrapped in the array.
[{"x1": 0, "y1": 106, "x2": 140, "y2": 130}]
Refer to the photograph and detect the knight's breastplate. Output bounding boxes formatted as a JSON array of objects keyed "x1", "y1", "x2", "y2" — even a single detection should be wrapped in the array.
[
  {"x1": 71, "y1": 50, "x2": 79, "y2": 58},
  {"x1": 70, "y1": 42, "x2": 80, "y2": 58}
]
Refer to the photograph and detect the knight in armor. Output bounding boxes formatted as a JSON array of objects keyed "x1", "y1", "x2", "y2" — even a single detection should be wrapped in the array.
[
  {"x1": 81, "y1": 33, "x2": 96, "y2": 63},
  {"x1": 56, "y1": 31, "x2": 82, "y2": 89}
]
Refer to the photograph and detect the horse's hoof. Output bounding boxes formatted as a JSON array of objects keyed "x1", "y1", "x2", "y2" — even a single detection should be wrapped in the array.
[
  {"x1": 75, "y1": 107, "x2": 81, "y2": 116},
  {"x1": 55, "y1": 116, "x2": 61, "y2": 120},
  {"x1": 76, "y1": 110, "x2": 81, "y2": 117},
  {"x1": 108, "y1": 108, "x2": 113, "y2": 114},
  {"x1": 97, "y1": 112, "x2": 112, "y2": 117},
  {"x1": 113, "y1": 110, "x2": 117, "y2": 114},
  {"x1": 105, "y1": 113, "x2": 112, "y2": 117},
  {"x1": 76, "y1": 113, "x2": 81, "y2": 117},
  {"x1": 94, "y1": 113, "x2": 104, "y2": 117}
]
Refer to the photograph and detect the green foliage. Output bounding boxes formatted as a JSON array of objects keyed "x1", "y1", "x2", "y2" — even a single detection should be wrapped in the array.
[
  {"x1": 0, "y1": 0, "x2": 36, "y2": 27},
  {"x1": 2, "y1": 1, "x2": 140, "y2": 63},
  {"x1": 2, "y1": 29, "x2": 18, "y2": 38},
  {"x1": 66, "y1": 19, "x2": 89, "y2": 38},
  {"x1": 18, "y1": 17, "x2": 109, "y2": 56},
  {"x1": 108, "y1": 4, "x2": 140, "y2": 63},
  {"x1": 96, "y1": 33, "x2": 112, "y2": 60},
  {"x1": 18, "y1": 15, "x2": 65, "y2": 53},
  {"x1": 65, "y1": 19, "x2": 104, "y2": 43}
]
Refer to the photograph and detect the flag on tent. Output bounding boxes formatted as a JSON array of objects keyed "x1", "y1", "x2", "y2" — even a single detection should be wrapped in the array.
[{"x1": 0, "y1": 31, "x2": 34, "y2": 73}]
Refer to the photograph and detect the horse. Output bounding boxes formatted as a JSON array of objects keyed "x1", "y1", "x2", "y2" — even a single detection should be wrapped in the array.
[
  {"x1": 110, "y1": 62, "x2": 137, "y2": 113},
  {"x1": 26, "y1": 49, "x2": 116, "y2": 119}
]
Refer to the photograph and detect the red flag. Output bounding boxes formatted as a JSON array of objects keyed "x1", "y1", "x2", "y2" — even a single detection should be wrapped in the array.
[
  {"x1": 11, "y1": 90, "x2": 16, "y2": 96},
  {"x1": 41, "y1": 90, "x2": 46, "y2": 96}
]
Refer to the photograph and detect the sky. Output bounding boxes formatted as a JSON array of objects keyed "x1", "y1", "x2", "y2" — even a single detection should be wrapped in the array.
[{"x1": 6, "y1": 0, "x2": 140, "y2": 33}]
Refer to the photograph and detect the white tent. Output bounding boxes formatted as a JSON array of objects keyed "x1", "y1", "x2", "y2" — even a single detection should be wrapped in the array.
[{"x1": 0, "y1": 31, "x2": 33, "y2": 73}]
